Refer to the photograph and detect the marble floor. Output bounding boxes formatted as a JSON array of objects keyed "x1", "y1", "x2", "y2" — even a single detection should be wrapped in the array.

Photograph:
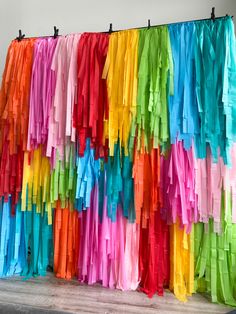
[{"x1": 0, "y1": 274, "x2": 233, "y2": 314}]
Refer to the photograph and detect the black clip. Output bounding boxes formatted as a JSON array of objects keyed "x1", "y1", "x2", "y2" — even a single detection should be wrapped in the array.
[
  {"x1": 148, "y1": 19, "x2": 151, "y2": 29},
  {"x1": 53, "y1": 26, "x2": 59, "y2": 39},
  {"x1": 109, "y1": 23, "x2": 113, "y2": 33},
  {"x1": 16, "y1": 29, "x2": 25, "y2": 41},
  {"x1": 211, "y1": 7, "x2": 215, "y2": 22},
  {"x1": 225, "y1": 13, "x2": 233, "y2": 19}
]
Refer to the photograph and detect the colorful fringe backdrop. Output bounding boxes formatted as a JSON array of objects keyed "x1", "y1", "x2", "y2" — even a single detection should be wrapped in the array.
[{"x1": 0, "y1": 16, "x2": 236, "y2": 306}]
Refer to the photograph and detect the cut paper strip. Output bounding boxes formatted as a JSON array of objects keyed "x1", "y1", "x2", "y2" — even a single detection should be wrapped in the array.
[
  {"x1": 161, "y1": 141, "x2": 198, "y2": 232},
  {"x1": 74, "y1": 33, "x2": 109, "y2": 158},
  {"x1": 133, "y1": 147, "x2": 169, "y2": 297},
  {"x1": 54, "y1": 203, "x2": 80, "y2": 280},
  {"x1": 136, "y1": 26, "x2": 173, "y2": 152},
  {"x1": 195, "y1": 145, "x2": 236, "y2": 232},
  {"x1": 0, "y1": 39, "x2": 35, "y2": 207},
  {"x1": 194, "y1": 216, "x2": 236, "y2": 306},
  {"x1": 103, "y1": 30, "x2": 139, "y2": 156},
  {"x1": 194, "y1": 17, "x2": 236, "y2": 165},
  {"x1": 169, "y1": 221, "x2": 194, "y2": 302},
  {"x1": 78, "y1": 184, "x2": 140, "y2": 290},
  {"x1": 47, "y1": 35, "x2": 80, "y2": 161},
  {"x1": 168, "y1": 22, "x2": 199, "y2": 150},
  {"x1": 0, "y1": 197, "x2": 52, "y2": 278},
  {"x1": 27, "y1": 37, "x2": 58, "y2": 150}
]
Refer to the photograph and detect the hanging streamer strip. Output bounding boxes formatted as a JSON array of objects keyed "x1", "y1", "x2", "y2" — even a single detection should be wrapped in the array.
[
  {"x1": 0, "y1": 39, "x2": 35, "y2": 208},
  {"x1": 74, "y1": 33, "x2": 109, "y2": 159},
  {"x1": 103, "y1": 30, "x2": 139, "y2": 156}
]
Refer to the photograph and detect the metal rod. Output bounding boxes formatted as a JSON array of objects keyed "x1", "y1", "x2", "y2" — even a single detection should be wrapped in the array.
[
  {"x1": 15, "y1": 14, "x2": 233, "y2": 40},
  {"x1": 112, "y1": 15, "x2": 233, "y2": 33}
]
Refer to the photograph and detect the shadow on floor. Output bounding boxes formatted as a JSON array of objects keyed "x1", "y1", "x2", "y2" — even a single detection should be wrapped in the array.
[{"x1": 0, "y1": 304, "x2": 73, "y2": 314}]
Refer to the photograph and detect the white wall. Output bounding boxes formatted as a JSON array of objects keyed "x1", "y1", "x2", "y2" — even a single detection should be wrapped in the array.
[{"x1": 0, "y1": 0, "x2": 236, "y2": 77}]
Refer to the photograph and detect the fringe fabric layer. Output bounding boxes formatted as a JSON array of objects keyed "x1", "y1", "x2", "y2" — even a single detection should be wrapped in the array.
[{"x1": 0, "y1": 16, "x2": 236, "y2": 306}]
